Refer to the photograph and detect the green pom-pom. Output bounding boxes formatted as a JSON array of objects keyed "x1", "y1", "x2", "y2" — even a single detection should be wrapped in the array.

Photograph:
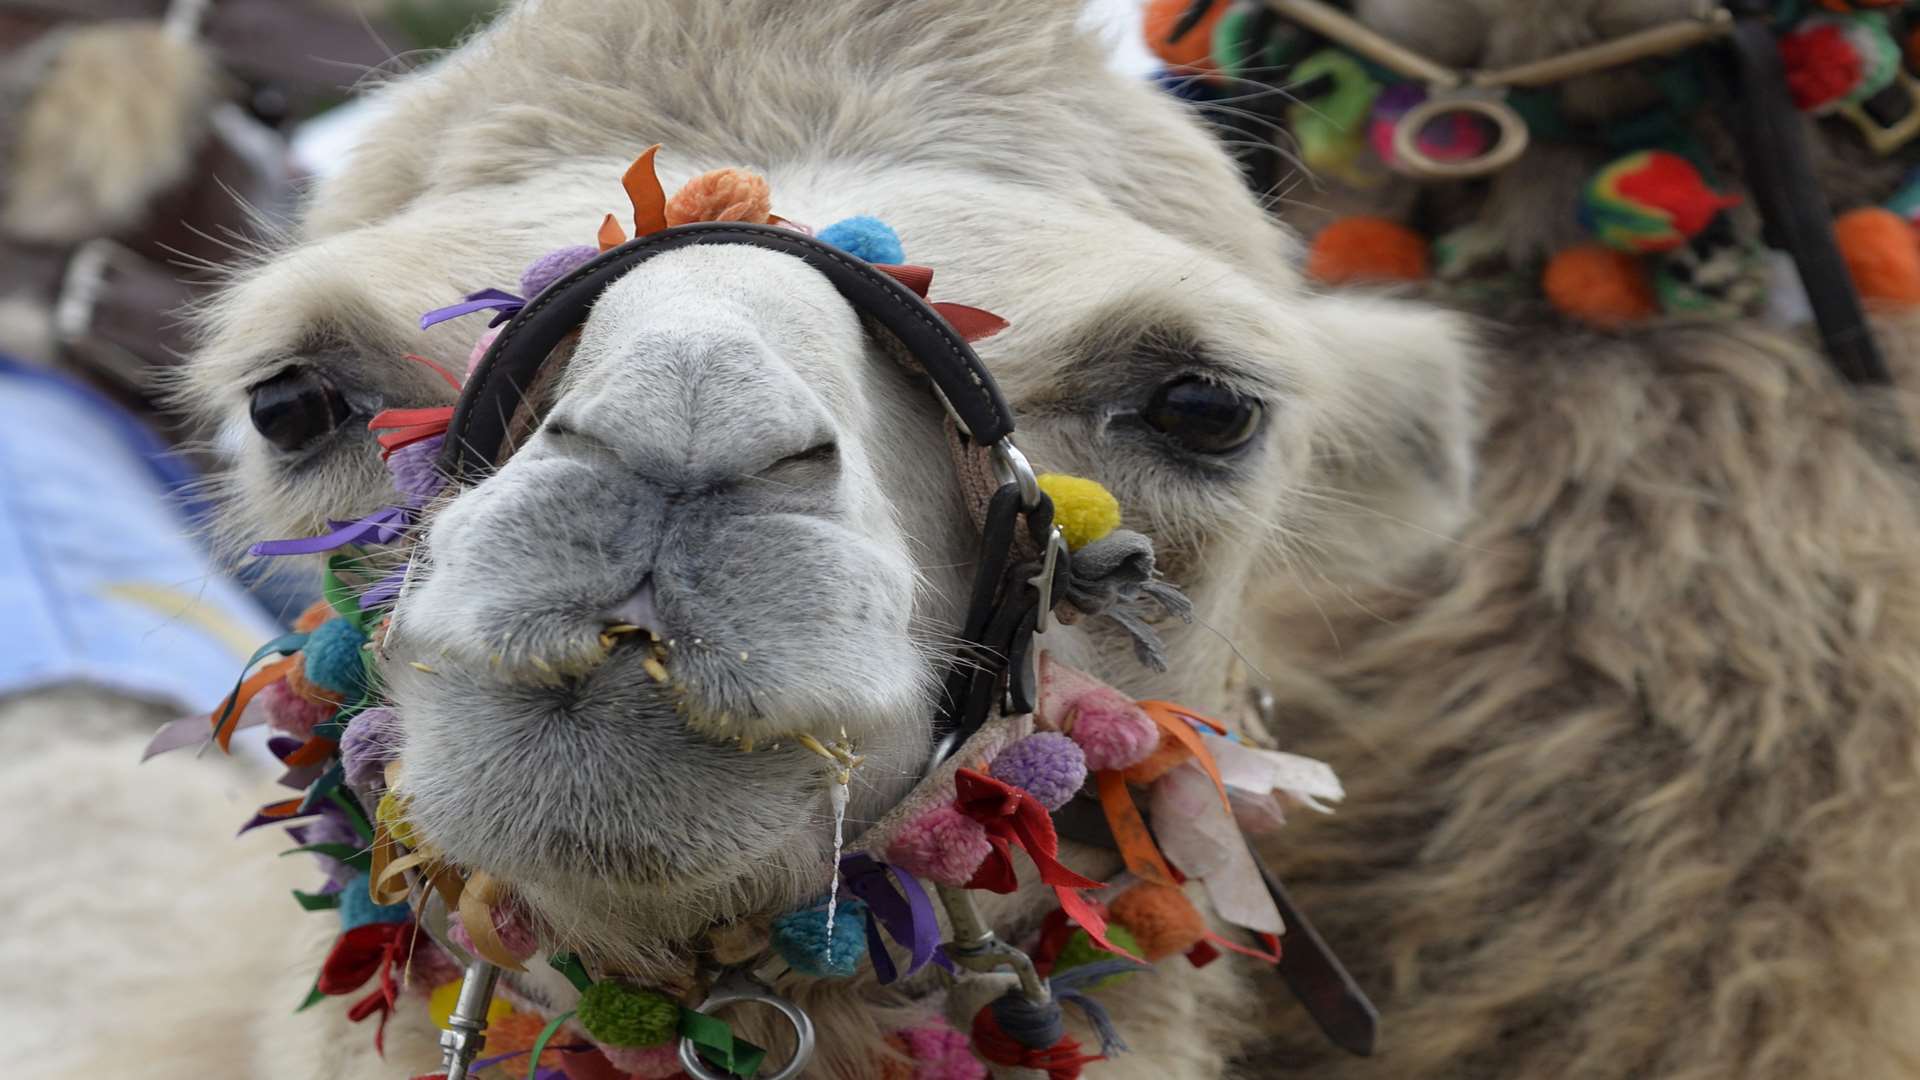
[
  {"x1": 1052, "y1": 925, "x2": 1141, "y2": 990},
  {"x1": 576, "y1": 980, "x2": 680, "y2": 1047}
]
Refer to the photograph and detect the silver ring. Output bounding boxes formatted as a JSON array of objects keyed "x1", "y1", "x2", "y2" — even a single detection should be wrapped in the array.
[
  {"x1": 1388, "y1": 92, "x2": 1529, "y2": 180},
  {"x1": 677, "y1": 975, "x2": 816, "y2": 1080},
  {"x1": 989, "y1": 440, "x2": 1043, "y2": 512}
]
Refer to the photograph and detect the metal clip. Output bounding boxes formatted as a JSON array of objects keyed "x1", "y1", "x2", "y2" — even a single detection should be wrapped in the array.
[
  {"x1": 989, "y1": 439, "x2": 1043, "y2": 513},
  {"x1": 936, "y1": 885, "x2": 1049, "y2": 1004},
  {"x1": 678, "y1": 969, "x2": 817, "y2": 1080},
  {"x1": 1030, "y1": 526, "x2": 1070, "y2": 634},
  {"x1": 439, "y1": 960, "x2": 502, "y2": 1080}
]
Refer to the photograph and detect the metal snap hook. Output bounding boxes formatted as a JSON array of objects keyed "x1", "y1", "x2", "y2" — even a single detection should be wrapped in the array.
[
  {"x1": 1387, "y1": 91, "x2": 1530, "y2": 181},
  {"x1": 1031, "y1": 526, "x2": 1070, "y2": 634},
  {"x1": 677, "y1": 971, "x2": 817, "y2": 1080},
  {"x1": 989, "y1": 439, "x2": 1043, "y2": 512}
]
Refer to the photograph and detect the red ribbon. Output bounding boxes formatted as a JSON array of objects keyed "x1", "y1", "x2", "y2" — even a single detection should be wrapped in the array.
[
  {"x1": 368, "y1": 407, "x2": 455, "y2": 459},
  {"x1": 318, "y1": 921, "x2": 419, "y2": 1055},
  {"x1": 953, "y1": 770, "x2": 1138, "y2": 962}
]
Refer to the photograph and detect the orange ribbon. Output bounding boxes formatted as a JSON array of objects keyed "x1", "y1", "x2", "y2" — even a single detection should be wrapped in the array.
[
  {"x1": 211, "y1": 656, "x2": 298, "y2": 750},
  {"x1": 1137, "y1": 701, "x2": 1232, "y2": 814},
  {"x1": 1093, "y1": 770, "x2": 1176, "y2": 887}
]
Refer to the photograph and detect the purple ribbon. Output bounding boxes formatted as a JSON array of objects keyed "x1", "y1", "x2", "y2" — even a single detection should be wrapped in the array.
[
  {"x1": 839, "y1": 852, "x2": 946, "y2": 984},
  {"x1": 358, "y1": 566, "x2": 407, "y2": 611},
  {"x1": 250, "y1": 505, "x2": 411, "y2": 558},
  {"x1": 419, "y1": 288, "x2": 526, "y2": 330},
  {"x1": 237, "y1": 803, "x2": 324, "y2": 836}
]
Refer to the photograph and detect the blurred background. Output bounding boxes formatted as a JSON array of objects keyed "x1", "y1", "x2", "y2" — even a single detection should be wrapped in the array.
[{"x1": 0, "y1": 0, "x2": 1160, "y2": 732}]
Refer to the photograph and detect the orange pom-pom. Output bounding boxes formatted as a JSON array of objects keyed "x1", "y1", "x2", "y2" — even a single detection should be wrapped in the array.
[
  {"x1": 1145, "y1": 0, "x2": 1227, "y2": 70},
  {"x1": 483, "y1": 1012, "x2": 567, "y2": 1069},
  {"x1": 1542, "y1": 245, "x2": 1657, "y2": 325},
  {"x1": 293, "y1": 600, "x2": 334, "y2": 633},
  {"x1": 1120, "y1": 730, "x2": 1191, "y2": 786},
  {"x1": 665, "y1": 168, "x2": 773, "y2": 227},
  {"x1": 1108, "y1": 882, "x2": 1207, "y2": 961},
  {"x1": 1835, "y1": 207, "x2": 1920, "y2": 305},
  {"x1": 1306, "y1": 217, "x2": 1431, "y2": 285},
  {"x1": 283, "y1": 659, "x2": 343, "y2": 707}
]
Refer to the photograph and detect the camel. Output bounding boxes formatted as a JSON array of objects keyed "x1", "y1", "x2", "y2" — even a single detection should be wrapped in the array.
[{"x1": 4, "y1": 1, "x2": 1476, "y2": 1077}]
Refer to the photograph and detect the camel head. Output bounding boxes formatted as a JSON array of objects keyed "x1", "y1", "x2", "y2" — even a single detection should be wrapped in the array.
[{"x1": 177, "y1": 0, "x2": 1475, "y2": 980}]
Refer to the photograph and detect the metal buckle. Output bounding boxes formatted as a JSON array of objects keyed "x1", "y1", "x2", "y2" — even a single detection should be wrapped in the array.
[
  {"x1": 936, "y1": 885, "x2": 1050, "y2": 1004},
  {"x1": 989, "y1": 439, "x2": 1042, "y2": 512},
  {"x1": 678, "y1": 970, "x2": 817, "y2": 1080}
]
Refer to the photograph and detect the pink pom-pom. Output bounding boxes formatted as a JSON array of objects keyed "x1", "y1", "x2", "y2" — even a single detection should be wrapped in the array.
[
  {"x1": 1064, "y1": 688, "x2": 1159, "y2": 771},
  {"x1": 466, "y1": 326, "x2": 502, "y2": 378},
  {"x1": 988, "y1": 733, "x2": 1087, "y2": 810},
  {"x1": 404, "y1": 938, "x2": 464, "y2": 991},
  {"x1": 897, "y1": 1022, "x2": 986, "y2": 1080},
  {"x1": 261, "y1": 678, "x2": 335, "y2": 739},
  {"x1": 886, "y1": 805, "x2": 993, "y2": 888},
  {"x1": 447, "y1": 898, "x2": 539, "y2": 962},
  {"x1": 599, "y1": 1044, "x2": 683, "y2": 1077}
]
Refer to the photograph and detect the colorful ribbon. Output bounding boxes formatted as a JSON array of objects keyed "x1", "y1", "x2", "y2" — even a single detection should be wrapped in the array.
[
  {"x1": 419, "y1": 288, "x2": 526, "y2": 330},
  {"x1": 953, "y1": 769, "x2": 1137, "y2": 962},
  {"x1": 250, "y1": 506, "x2": 411, "y2": 557},
  {"x1": 838, "y1": 852, "x2": 944, "y2": 983},
  {"x1": 680, "y1": 1008, "x2": 767, "y2": 1078}
]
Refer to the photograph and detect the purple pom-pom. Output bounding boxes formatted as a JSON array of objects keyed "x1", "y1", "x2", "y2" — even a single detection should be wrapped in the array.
[
  {"x1": 341, "y1": 706, "x2": 400, "y2": 788},
  {"x1": 988, "y1": 732, "x2": 1088, "y2": 810},
  {"x1": 520, "y1": 245, "x2": 598, "y2": 299},
  {"x1": 387, "y1": 434, "x2": 447, "y2": 500}
]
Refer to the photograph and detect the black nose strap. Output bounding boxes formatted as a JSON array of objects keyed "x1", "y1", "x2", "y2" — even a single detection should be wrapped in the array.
[{"x1": 437, "y1": 221, "x2": 1017, "y2": 482}]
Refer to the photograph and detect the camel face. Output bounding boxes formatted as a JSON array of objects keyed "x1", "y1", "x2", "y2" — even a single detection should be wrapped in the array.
[{"x1": 179, "y1": 0, "x2": 1479, "y2": 974}]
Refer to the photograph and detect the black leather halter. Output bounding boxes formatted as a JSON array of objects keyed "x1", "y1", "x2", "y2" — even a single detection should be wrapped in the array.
[{"x1": 437, "y1": 222, "x2": 1055, "y2": 750}]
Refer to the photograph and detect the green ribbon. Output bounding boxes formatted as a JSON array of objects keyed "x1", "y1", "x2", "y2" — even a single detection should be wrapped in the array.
[
  {"x1": 323, "y1": 552, "x2": 383, "y2": 634},
  {"x1": 525, "y1": 1009, "x2": 576, "y2": 1080},
  {"x1": 280, "y1": 842, "x2": 373, "y2": 873},
  {"x1": 294, "y1": 981, "x2": 326, "y2": 1013},
  {"x1": 679, "y1": 1008, "x2": 767, "y2": 1078},
  {"x1": 292, "y1": 889, "x2": 342, "y2": 912},
  {"x1": 547, "y1": 952, "x2": 595, "y2": 993},
  {"x1": 325, "y1": 788, "x2": 375, "y2": 844}
]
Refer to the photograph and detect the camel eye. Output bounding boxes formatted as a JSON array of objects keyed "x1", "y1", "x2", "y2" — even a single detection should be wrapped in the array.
[
  {"x1": 1143, "y1": 376, "x2": 1263, "y2": 454},
  {"x1": 249, "y1": 367, "x2": 349, "y2": 453}
]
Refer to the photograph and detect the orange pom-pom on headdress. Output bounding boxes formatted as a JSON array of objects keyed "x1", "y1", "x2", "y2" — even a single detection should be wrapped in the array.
[{"x1": 666, "y1": 168, "x2": 774, "y2": 227}]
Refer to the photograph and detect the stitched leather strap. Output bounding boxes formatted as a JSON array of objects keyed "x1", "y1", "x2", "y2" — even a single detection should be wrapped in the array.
[{"x1": 439, "y1": 222, "x2": 1017, "y2": 481}]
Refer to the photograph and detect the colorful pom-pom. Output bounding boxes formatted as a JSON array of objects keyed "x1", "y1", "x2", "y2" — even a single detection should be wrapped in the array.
[
  {"x1": 466, "y1": 326, "x2": 501, "y2": 379},
  {"x1": 818, "y1": 216, "x2": 905, "y2": 264},
  {"x1": 388, "y1": 433, "x2": 448, "y2": 500},
  {"x1": 520, "y1": 245, "x2": 598, "y2": 299},
  {"x1": 1543, "y1": 245, "x2": 1658, "y2": 326},
  {"x1": 1145, "y1": 0, "x2": 1226, "y2": 71},
  {"x1": 482, "y1": 1011, "x2": 569, "y2": 1071},
  {"x1": 988, "y1": 733, "x2": 1088, "y2": 811},
  {"x1": 600, "y1": 1044, "x2": 685, "y2": 1078},
  {"x1": 339, "y1": 870, "x2": 414, "y2": 931},
  {"x1": 1306, "y1": 216, "x2": 1430, "y2": 285},
  {"x1": 886, "y1": 805, "x2": 994, "y2": 887},
  {"x1": 340, "y1": 706, "x2": 400, "y2": 787},
  {"x1": 1051, "y1": 924, "x2": 1142, "y2": 990},
  {"x1": 892, "y1": 1021, "x2": 987, "y2": 1080},
  {"x1": 576, "y1": 981, "x2": 681, "y2": 1047},
  {"x1": 665, "y1": 168, "x2": 772, "y2": 227},
  {"x1": 429, "y1": 977, "x2": 512, "y2": 1030},
  {"x1": 1580, "y1": 150, "x2": 1740, "y2": 255},
  {"x1": 1061, "y1": 688, "x2": 1160, "y2": 772},
  {"x1": 301, "y1": 617, "x2": 369, "y2": 698},
  {"x1": 1034, "y1": 474, "x2": 1120, "y2": 550},
  {"x1": 1835, "y1": 206, "x2": 1920, "y2": 305},
  {"x1": 1108, "y1": 882, "x2": 1207, "y2": 962},
  {"x1": 1780, "y1": 21, "x2": 1864, "y2": 111},
  {"x1": 261, "y1": 677, "x2": 336, "y2": 739},
  {"x1": 771, "y1": 899, "x2": 870, "y2": 978}
]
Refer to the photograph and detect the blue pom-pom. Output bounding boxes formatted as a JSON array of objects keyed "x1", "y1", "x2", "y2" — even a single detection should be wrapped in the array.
[
  {"x1": 771, "y1": 899, "x2": 869, "y2": 978},
  {"x1": 818, "y1": 217, "x2": 904, "y2": 265},
  {"x1": 303, "y1": 617, "x2": 369, "y2": 697},
  {"x1": 338, "y1": 870, "x2": 411, "y2": 930}
]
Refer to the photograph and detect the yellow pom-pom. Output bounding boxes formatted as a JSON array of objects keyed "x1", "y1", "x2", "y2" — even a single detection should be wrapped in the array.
[
  {"x1": 375, "y1": 792, "x2": 419, "y2": 849},
  {"x1": 1037, "y1": 474, "x2": 1120, "y2": 550},
  {"x1": 429, "y1": 979, "x2": 512, "y2": 1031}
]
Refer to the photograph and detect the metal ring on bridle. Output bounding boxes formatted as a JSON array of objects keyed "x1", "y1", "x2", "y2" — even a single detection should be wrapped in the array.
[
  {"x1": 677, "y1": 978, "x2": 817, "y2": 1080},
  {"x1": 1388, "y1": 92, "x2": 1530, "y2": 181},
  {"x1": 990, "y1": 439, "x2": 1043, "y2": 511}
]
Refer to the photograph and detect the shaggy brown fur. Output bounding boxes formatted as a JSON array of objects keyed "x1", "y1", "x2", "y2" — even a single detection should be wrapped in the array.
[{"x1": 1246, "y1": 308, "x2": 1920, "y2": 1078}]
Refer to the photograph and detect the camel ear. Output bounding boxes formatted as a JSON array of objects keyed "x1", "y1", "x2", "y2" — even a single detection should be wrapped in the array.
[{"x1": 1291, "y1": 291, "x2": 1478, "y2": 582}]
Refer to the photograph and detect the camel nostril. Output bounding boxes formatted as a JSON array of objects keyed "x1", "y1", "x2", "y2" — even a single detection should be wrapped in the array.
[
  {"x1": 604, "y1": 576, "x2": 662, "y2": 640},
  {"x1": 248, "y1": 366, "x2": 349, "y2": 453}
]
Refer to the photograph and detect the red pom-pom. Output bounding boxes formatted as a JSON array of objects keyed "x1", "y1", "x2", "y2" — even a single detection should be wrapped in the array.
[
  {"x1": 1779, "y1": 23, "x2": 1863, "y2": 111},
  {"x1": 1307, "y1": 217, "x2": 1431, "y2": 285}
]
